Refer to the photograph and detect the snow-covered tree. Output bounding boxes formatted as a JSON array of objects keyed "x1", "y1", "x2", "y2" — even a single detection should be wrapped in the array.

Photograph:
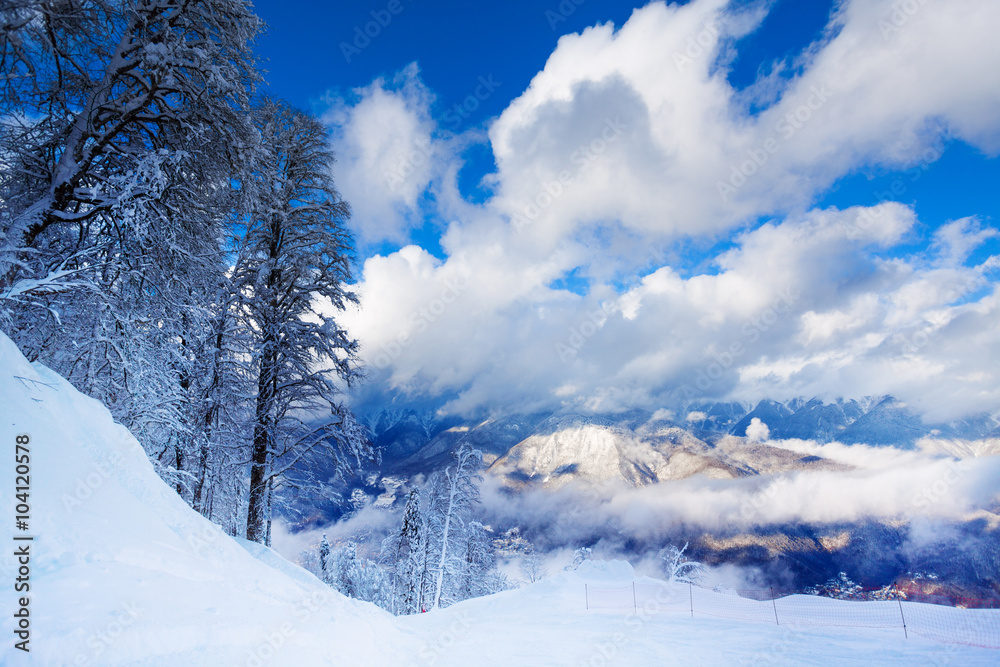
[
  {"x1": 233, "y1": 99, "x2": 370, "y2": 545},
  {"x1": 659, "y1": 542, "x2": 705, "y2": 584},
  {"x1": 325, "y1": 541, "x2": 359, "y2": 597},
  {"x1": 1, "y1": 2, "x2": 371, "y2": 548},
  {"x1": 1, "y1": 0, "x2": 263, "y2": 529},
  {"x1": 457, "y1": 521, "x2": 496, "y2": 599},
  {"x1": 520, "y1": 549, "x2": 548, "y2": 584},
  {"x1": 806, "y1": 571, "x2": 863, "y2": 599},
  {"x1": 0, "y1": 0, "x2": 261, "y2": 311},
  {"x1": 424, "y1": 444, "x2": 483, "y2": 609},
  {"x1": 309, "y1": 537, "x2": 393, "y2": 610},
  {"x1": 381, "y1": 488, "x2": 426, "y2": 614},
  {"x1": 319, "y1": 533, "x2": 331, "y2": 577},
  {"x1": 494, "y1": 526, "x2": 546, "y2": 584}
]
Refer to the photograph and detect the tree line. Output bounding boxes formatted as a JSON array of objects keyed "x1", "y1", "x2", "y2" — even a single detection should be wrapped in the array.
[{"x1": 0, "y1": 0, "x2": 368, "y2": 544}]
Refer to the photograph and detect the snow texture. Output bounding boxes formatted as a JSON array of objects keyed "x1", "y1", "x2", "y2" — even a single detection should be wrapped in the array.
[{"x1": 1, "y1": 331, "x2": 997, "y2": 665}]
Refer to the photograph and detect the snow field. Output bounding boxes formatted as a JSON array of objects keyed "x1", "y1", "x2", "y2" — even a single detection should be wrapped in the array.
[
  {"x1": 402, "y1": 562, "x2": 1000, "y2": 666},
  {"x1": 2, "y1": 331, "x2": 998, "y2": 666}
]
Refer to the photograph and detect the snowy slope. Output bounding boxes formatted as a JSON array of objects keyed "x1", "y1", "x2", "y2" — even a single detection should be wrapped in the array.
[
  {"x1": 399, "y1": 560, "x2": 1000, "y2": 666},
  {"x1": 0, "y1": 332, "x2": 414, "y2": 666},
  {"x1": 2, "y1": 331, "x2": 998, "y2": 665}
]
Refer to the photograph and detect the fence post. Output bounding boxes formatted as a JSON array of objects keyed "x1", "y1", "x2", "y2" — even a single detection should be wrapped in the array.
[
  {"x1": 894, "y1": 583, "x2": 907, "y2": 639},
  {"x1": 771, "y1": 587, "x2": 780, "y2": 626},
  {"x1": 585, "y1": 584, "x2": 589, "y2": 610},
  {"x1": 633, "y1": 582, "x2": 637, "y2": 614},
  {"x1": 689, "y1": 583, "x2": 694, "y2": 618}
]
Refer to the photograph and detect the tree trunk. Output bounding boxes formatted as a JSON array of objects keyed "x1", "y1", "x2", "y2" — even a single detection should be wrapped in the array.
[
  {"x1": 432, "y1": 469, "x2": 458, "y2": 609},
  {"x1": 193, "y1": 322, "x2": 225, "y2": 514},
  {"x1": 246, "y1": 348, "x2": 275, "y2": 542}
]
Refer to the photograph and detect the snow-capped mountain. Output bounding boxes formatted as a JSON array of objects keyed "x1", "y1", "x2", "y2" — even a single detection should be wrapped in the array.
[
  {"x1": 357, "y1": 395, "x2": 999, "y2": 494},
  {"x1": 486, "y1": 413, "x2": 849, "y2": 490}
]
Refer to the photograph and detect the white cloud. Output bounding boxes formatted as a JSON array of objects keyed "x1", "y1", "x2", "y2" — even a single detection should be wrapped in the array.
[
  {"x1": 479, "y1": 440, "x2": 1000, "y2": 538},
  {"x1": 487, "y1": 0, "x2": 1000, "y2": 248},
  {"x1": 324, "y1": 64, "x2": 441, "y2": 246},
  {"x1": 745, "y1": 417, "x2": 769, "y2": 442},
  {"x1": 326, "y1": 0, "x2": 1000, "y2": 421}
]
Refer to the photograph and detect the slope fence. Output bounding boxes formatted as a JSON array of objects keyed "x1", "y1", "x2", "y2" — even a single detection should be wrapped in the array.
[{"x1": 584, "y1": 581, "x2": 1000, "y2": 649}]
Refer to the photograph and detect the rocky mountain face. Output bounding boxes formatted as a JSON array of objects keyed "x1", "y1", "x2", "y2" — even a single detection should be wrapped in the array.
[{"x1": 358, "y1": 396, "x2": 998, "y2": 493}]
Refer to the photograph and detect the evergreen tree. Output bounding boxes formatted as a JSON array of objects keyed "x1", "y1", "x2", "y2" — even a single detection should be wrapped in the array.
[
  {"x1": 382, "y1": 488, "x2": 424, "y2": 614},
  {"x1": 319, "y1": 533, "x2": 331, "y2": 581}
]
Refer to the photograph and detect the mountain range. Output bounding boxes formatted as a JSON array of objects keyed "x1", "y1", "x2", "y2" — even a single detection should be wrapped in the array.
[
  {"x1": 278, "y1": 395, "x2": 1000, "y2": 597},
  {"x1": 356, "y1": 396, "x2": 999, "y2": 495}
]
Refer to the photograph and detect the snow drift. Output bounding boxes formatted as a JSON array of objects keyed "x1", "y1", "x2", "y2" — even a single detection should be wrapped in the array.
[
  {"x1": 2, "y1": 331, "x2": 998, "y2": 666},
  {"x1": 0, "y1": 332, "x2": 411, "y2": 666}
]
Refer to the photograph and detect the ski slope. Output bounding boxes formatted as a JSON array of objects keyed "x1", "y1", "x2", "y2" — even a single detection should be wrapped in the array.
[
  {"x1": 0, "y1": 332, "x2": 413, "y2": 666},
  {"x1": 400, "y1": 562, "x2": 1000, "y2": 666},
  {"x1": 1, "y1": 330, "x2": 998, "y2": 666}
]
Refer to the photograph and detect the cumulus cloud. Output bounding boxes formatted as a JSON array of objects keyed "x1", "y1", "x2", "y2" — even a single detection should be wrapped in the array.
[
  {"x1": 745, "y1": 417, "x2": 769, "y2": 442},
  {"x1": 489, "y1": 0, "x2": 1000, "y2": 245},
  {"x1": 325, "y1": 0, "x2": 1000, "y2": 421},
  {"x1": 324, "y1": 64, "x2": 441, "y2": 247},
  {"x1": 342, "y1": 202, "x2": 999, "y2": 419}
]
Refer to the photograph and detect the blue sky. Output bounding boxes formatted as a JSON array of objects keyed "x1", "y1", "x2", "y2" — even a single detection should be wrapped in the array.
[
  {"x1": 253, "y1": 0, "x2": 999, "y2": 265},
  {"x1": 252, "y1": 0, "x2": 1000, "y2": 421}
]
